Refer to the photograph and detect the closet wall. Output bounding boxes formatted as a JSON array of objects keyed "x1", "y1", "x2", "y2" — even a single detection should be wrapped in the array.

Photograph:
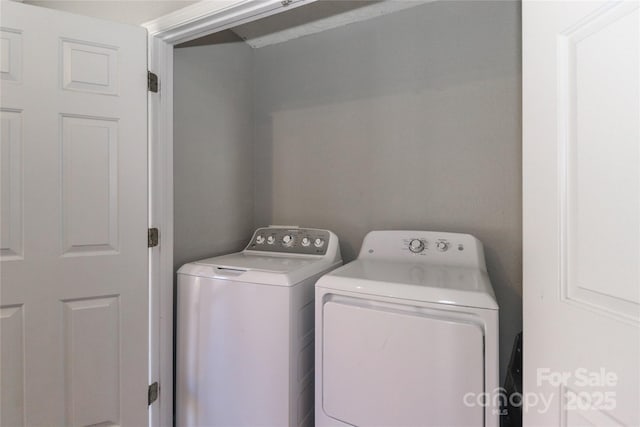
[
  {"x1": 252, "y1": 0, "x2": 522, "y2": 377},
  {"x1": 174, "y1": 0, "x2": 522, "y2": 379},
  {"x1": 173, "y1": 34, "x2": 255, "y2": 272}
]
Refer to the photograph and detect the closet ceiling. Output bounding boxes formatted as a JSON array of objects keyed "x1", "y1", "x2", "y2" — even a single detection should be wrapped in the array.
[
  {"x1": 23, "y1": 0, "x2": 197, "y2": 25},
  {"x1": 231, "y1": 0, "x2": 430, "y2": 48}
]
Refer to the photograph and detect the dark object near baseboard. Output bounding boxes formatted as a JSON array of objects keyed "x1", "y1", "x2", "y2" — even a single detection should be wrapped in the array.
[{"x1": 501, "y1": 332, "x2": 522, "y2": 427}]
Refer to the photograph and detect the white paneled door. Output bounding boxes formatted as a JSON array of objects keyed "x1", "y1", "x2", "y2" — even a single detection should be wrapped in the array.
[
  {"x1": 1, "y1": 2, "x2": 148, "y2": 426},
  {"x1": 524, "y1": 1, "x2": 639, "y2": 426}
]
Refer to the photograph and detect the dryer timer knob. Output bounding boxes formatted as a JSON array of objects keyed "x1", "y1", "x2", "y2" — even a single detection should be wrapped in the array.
[{"x1": 409, "y1": 239, "x2": 425, "y2": 253}]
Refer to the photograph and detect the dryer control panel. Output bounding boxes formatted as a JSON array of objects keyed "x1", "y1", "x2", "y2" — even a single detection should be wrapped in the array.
[
  {"x1": 245, "y1": 227, "x2": 331, "y2": 255},
  {"x1": 358, "y1": 230, "x2": 487, "y2": 271}
]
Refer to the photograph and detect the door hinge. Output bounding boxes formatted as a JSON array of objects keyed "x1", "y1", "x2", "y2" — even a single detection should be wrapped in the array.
[
  {"x1": 148, "y1": 71, "x2": 158, "y2": 93},
  {"x1": 148, "y1": 228, "x2": 159, "y2": 248},
  {"x1": 148, "y1": 382, "x2": 159, "y2": 406}
]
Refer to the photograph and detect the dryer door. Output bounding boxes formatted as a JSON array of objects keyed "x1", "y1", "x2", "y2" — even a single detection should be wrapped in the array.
[{"x1": 322, "y1": 297, "x2": 485, "y2": 426}]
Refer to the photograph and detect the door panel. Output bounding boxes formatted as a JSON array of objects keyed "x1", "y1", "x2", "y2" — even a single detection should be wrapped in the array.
[
  {"x1": 61, "y1": 114, "x2": 119, "y2": 256},
  {"x1": 61, "y1": 39, "x2": 119, "y2": 95},
  {"x1": 0, "y1": 28, "x2": 21, "y2": 83},
  {"x1": 0, "y1": 2, "x2": 148, "y2": 425},
  {"x1": 560, "y1": 1, "x2": 639, "y2": 321},
  {"x1": 0, "y1": 305, "x2": 25, "y2": 426},
  {"x1": 524, "y1": 1, "x2": 639, "y2": 425},
  {"x1": 0, "y1": 108, "x2": 22, "y2": 260},
  {"x1": 63, "y1": 296, "x2": 120, "y2": 426}
]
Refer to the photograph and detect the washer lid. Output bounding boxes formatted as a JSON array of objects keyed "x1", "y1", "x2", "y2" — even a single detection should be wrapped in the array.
[
  {"x1": 196, "y1": 252, "x2": 316, "y2": 272},
  {"x1": 178, "y1": 252, "x2": 337, "y2": 286},
  {"x1": 316, "y1": 259, "x2": 498, "y2": 310}
]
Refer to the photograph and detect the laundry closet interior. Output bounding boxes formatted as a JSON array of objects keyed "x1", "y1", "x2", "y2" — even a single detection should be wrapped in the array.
[{"x1": 172, "y1": 0, "x2": 522, "y2": 378}]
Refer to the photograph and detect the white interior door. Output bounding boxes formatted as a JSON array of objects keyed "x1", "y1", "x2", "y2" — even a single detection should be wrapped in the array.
[
  {"x1": 524, "y1": 1, "x2": 639, "y2": 425},
  {"x1": 1, "y1": 2, "x2": 148, "y2": 425}
]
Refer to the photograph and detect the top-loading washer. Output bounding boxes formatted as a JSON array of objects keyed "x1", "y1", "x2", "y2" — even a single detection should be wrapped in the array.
[
  {"x1": 177, "y1": 226, "x2": 342, "y2": 427},
  {"x1": 315, "y1": 230, "x2": 499, "y2": 427}
]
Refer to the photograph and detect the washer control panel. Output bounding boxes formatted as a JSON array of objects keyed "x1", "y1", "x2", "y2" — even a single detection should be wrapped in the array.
[{"x1": 246, "y1": 227, "x2": 330, "y2": 255}]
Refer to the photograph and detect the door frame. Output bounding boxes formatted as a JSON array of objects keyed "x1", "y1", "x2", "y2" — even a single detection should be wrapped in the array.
[{"x1": 142, "y1": 1, "x2": 318, "y2": 425}]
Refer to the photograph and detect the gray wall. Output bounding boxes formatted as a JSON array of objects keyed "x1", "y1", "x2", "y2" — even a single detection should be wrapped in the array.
[
  {"x1": 174, "y1": 38, "x2": 255, "y2": 272},
  {"x1": 253, "y1": 1, "x2": 522, "y2": 378},
  {"x1": 173, "y1": 0, "x2": 522, "y2": 379}
]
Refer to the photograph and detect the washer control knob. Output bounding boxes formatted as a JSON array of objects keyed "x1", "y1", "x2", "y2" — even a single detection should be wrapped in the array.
[
  {"x1": 436, "y1": 240, "x2": 449, "y2": 252},
  {"x1": 314, "y1": 238, "x2": 325, "y2": 248},
  {"x1": 266, "y1": 235, "x2": 276, "y2": 245},
  {"x1": 409, "y1": 239, "x2": 425, "y2": 253},
  {"x1": 301, "y1": 237, "x2": 311, "y2": 247},
  {"x1": 255, "y1": 235, "x2": 265, "y2": 244},
  {"x1": 282, "y1": 235, "x2": 293, "y2": 246}
]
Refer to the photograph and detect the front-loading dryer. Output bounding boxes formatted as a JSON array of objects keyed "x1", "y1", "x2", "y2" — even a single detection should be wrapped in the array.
[
  {"x1": 177, "y1": 226, "x2": 341, "y2": 427},
  {"x1": 315, "y1": 230, "x2": 499, "y2": 427}
]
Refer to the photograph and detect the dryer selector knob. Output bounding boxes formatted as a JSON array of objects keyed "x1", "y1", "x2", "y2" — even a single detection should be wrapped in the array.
[
  {"x1": 301, "y1": 237, "x2": 311, "y2": 247},
  {"x1": 282, "y1": 235, "x2": 293, "y2": 246},
  {"x1": 408, "y1": 239, "x2": 425, "y2": 253},
  {"x1": 314, "y1": 238, "x2": 325, "y2": 248}
]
